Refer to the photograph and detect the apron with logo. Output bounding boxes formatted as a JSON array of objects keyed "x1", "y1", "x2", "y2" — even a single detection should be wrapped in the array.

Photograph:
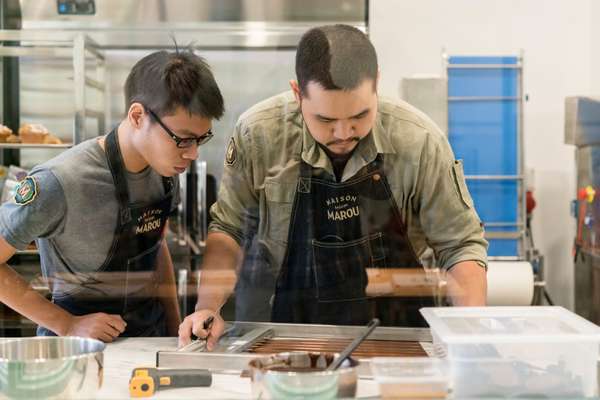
[
  {"x1": 271, "y1": 154, "x2": 433, "y2": 326},
  {"x1": 37, "y1": 128, "x2": 173, "y2": 336}
]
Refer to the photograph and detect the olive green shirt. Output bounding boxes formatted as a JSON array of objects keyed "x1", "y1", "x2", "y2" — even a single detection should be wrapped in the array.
[{"x1": 209, "y1": 91, "x2": 488, "y2": 274}]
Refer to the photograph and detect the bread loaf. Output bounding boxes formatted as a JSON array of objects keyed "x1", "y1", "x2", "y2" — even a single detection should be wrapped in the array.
[
  {"x1": 43, "y1": 134, "x2": 62, "y2": 145},
  {"x1": 19, "y1": 123, "x2": 49, "y2": 143},
  {"x1": 5, "y1": 134, "x2": 20, "y2": 143},
  {"x1": 0, "y1": 124, "x2": 12, "y2": 143}
]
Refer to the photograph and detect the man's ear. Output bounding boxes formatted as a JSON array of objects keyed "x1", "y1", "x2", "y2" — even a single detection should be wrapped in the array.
[
  {"x1": 128, "y1": 102, "x2": 145, "y2": 130},
  {"x1": 289, "y1": 80, "x2": 302, "y2": 103}
]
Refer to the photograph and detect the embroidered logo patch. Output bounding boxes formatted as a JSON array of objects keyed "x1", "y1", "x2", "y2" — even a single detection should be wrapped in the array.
[
  {"x1": 225, "y1": 137, "x2": 237, "y2": 166},
  {"x1": 14, "y1": 176, "x2": 38, "y2": 205}
]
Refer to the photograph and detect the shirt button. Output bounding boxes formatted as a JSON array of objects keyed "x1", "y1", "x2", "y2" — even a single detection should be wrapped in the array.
[{"x1": 373, "y1": 174, "x2": 381, "y2": 181}]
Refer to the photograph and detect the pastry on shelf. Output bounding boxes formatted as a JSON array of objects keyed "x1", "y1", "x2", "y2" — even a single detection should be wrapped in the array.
[
  {"x1": 19, "y1": 123, "x2": 49, "y2": 143},
  {"x1": 18, "y1": 123, "x2": 63, "y2": 145},
  {"x1": 0, "y1": 124, "x2": 13, "y2": 143},
  {"x1": 43, "y1": 134, "x2": 63, "y2": 145},
  {"x1": 5, "y1": 134, "x2": 21, "y2": 143}
]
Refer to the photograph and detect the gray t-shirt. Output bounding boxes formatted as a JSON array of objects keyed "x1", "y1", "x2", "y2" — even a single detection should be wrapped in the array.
[{"x1": 0, "y1": 137, "x2": 179, "y2": 297}]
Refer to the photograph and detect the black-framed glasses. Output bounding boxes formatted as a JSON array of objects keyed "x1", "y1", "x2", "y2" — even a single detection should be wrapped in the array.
[{"x1": 146, "y1": 108, "x2": 213, "y2": 148}]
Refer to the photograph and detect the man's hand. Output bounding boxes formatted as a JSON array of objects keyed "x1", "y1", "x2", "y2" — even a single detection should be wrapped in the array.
[
  {"x1": 178, "y1": 310, "x2": 225, "y2": 351},
  {"x1": 64, "y1": 313, "x2": 127, "y2": 343}
]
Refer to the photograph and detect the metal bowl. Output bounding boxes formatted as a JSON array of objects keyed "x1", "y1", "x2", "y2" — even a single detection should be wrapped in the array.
[
  {"x1": 248, "y1": 351, "x2": 358, "y2": 399},
  {"x1": 0, "y1": 336, "x2": 105, "y2": 399}
]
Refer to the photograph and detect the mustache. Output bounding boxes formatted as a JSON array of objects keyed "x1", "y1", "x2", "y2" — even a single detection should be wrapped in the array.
[{"x1": 326, "y1": 137, "x2": 360, "y2": 146}]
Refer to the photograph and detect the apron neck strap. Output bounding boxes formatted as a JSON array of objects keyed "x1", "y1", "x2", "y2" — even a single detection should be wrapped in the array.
[
  {"x1": 162, "y1": 175, "x2": 174, "y2": 195},
  {"x1": 369, "y1": 153, "x2": 384, "y2": 172},
  {"x1": 105, "y1": 128, "x2": 133, "y2": 224},
  {"x1": 106, "y1": 129, "x2": 175, "y2": 223}
]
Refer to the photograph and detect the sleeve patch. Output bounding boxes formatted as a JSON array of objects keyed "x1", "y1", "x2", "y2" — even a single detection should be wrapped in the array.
[
  {"x1": 452, "y1": 160, "x2": 473, "y2": 209},
  {"x1": 225, "y1": 137, "x2": 237, "y2": 166},
  {"x1": 14, "y1": 176, "x2": 38, "y2": 205}
]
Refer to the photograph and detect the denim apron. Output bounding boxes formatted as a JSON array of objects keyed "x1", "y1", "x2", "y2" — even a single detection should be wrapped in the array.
[
  {"x1": 38, "y1": 128, "x2": 173, "y2": 336},
  {"x1": 271, "y1": 154, "x2": 433, "y2": 326}
]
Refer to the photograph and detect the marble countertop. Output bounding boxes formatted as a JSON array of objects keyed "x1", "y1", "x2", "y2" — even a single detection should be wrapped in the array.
[{"x1": 99, "y1": 337, "x2": 380, "y2": 399}]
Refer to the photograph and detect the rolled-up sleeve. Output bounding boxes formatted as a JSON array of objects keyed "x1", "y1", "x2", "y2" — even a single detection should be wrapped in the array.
[
  {"x1": 416, "y1": 132, "x2": 488, "y2": 270},
  {"x1": 209, "y1": 121, "x2": 259, "y2": 246}
]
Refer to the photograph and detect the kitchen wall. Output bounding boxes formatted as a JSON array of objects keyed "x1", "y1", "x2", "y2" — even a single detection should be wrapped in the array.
[
  {"x1": 592, "y1": 1, "x2": 600, "y2": 95},
  {"x1": 370, "y1": 0, "x2": 595, "y2": 309}
]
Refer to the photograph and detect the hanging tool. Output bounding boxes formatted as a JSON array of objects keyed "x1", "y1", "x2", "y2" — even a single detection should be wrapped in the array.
[
  {"x1": 129, "y1": 367, "x2": 212, "y2": 397},
  {"x1": 573, "y1": 186, "x2": 596, "y2": 261}
]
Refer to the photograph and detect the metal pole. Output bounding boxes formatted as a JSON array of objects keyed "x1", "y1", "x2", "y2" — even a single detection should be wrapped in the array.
[
  {"x1": 518, "y1": 50, "x2": 526, "y2": 258},
  {"x1": 1, "y1": 0, "x2": 21, "y2": 166},
  {"x1": 197, "y1": 160, "x2": 207, "y2": 248},
  {"x1": 72, "y1": 34, "x2": 86, "y2": 144},
  {"x1": 95, "y1": 54, "x2": 106, "y2": 135}
]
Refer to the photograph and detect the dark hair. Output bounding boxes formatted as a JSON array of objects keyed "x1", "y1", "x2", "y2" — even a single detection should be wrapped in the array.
[
  {"x1": 296, "y1": 24, "x2": 378, "y2": 96},
  {"x1": 124, "y1": 49, "x2": 224, "y2": 120}
]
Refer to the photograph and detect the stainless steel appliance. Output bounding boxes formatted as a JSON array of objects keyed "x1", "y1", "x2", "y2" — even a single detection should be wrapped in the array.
[{"x1": 565, "y1": 96, "x2": 600, "y2": 323}]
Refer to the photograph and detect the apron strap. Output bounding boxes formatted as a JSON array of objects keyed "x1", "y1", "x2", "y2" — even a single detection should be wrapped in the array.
[
  {"x1": 370, "y1": 153, "x2": 383, "y2": 172},
  {"x1": 298, "y1": 152, "x2": 383, "y2": 184},
  {"x1": 105, "y1": 128, "x2": 133, "y2": 225},
  {"x1": 162, "y1": 176, "x2": 174, "y2": 195}
]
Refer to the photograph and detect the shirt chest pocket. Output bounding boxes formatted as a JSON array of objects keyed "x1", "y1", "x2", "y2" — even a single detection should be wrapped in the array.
[{"x1": 264, "y1": 182, "x2": 296, "y2": 244}]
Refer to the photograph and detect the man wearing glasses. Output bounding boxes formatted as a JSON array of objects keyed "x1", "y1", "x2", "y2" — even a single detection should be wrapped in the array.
[
  {"x1": 0, "y1": 50, "x2": 224, "y2": 341},
  {"x1": 179, "y1": 24, "x2": 487, "y2": 349}
]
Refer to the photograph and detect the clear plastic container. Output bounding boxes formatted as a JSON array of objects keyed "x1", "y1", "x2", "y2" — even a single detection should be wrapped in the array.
[
  {"x1": 371, "y1": 357, "x2": 449, "y2": 399},
  {"x1": 421, "y1": 306, "x2": 600, "y2": 398}
]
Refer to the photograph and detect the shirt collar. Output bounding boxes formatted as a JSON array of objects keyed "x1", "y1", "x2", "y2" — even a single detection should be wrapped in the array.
[
  {"x1": 371, "y1": 109, "x2": 396, "y2": 155},
  {"x1": 300, "y1": 120, "x2": 332, "y2": 173}
]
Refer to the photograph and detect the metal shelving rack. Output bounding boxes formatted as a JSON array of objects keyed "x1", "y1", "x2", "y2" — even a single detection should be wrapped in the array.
[
  {"x1": 0, "y1": 30, "x2": 106, "y2": 255},
  {"x1": 443, "y1": 52, "x2": 526, "y2": 260},
  {"x1": 442, "y1": 52, "x2": 548, "y2": 305},
  {"x1": 0, "y1": 30, "x2": 106, "y2": 146}
]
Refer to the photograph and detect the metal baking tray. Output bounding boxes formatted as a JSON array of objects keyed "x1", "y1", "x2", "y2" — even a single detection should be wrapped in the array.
[{"x1": 156, "y1": 321, "x2": 433, "y2": 377}]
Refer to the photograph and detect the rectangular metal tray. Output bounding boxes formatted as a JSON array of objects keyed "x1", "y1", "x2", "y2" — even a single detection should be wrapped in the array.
[{"x1": 156, "y1": 321, "x2": 433, "y2": 377}]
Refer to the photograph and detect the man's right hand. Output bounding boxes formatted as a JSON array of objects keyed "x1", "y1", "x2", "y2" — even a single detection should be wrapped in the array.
[
  {"x1": 178, "y1": 310, "x2": 225, "y2": 351},
  {"x1": 64, "y1": 313, "x2": 127, "y2": 343}
]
